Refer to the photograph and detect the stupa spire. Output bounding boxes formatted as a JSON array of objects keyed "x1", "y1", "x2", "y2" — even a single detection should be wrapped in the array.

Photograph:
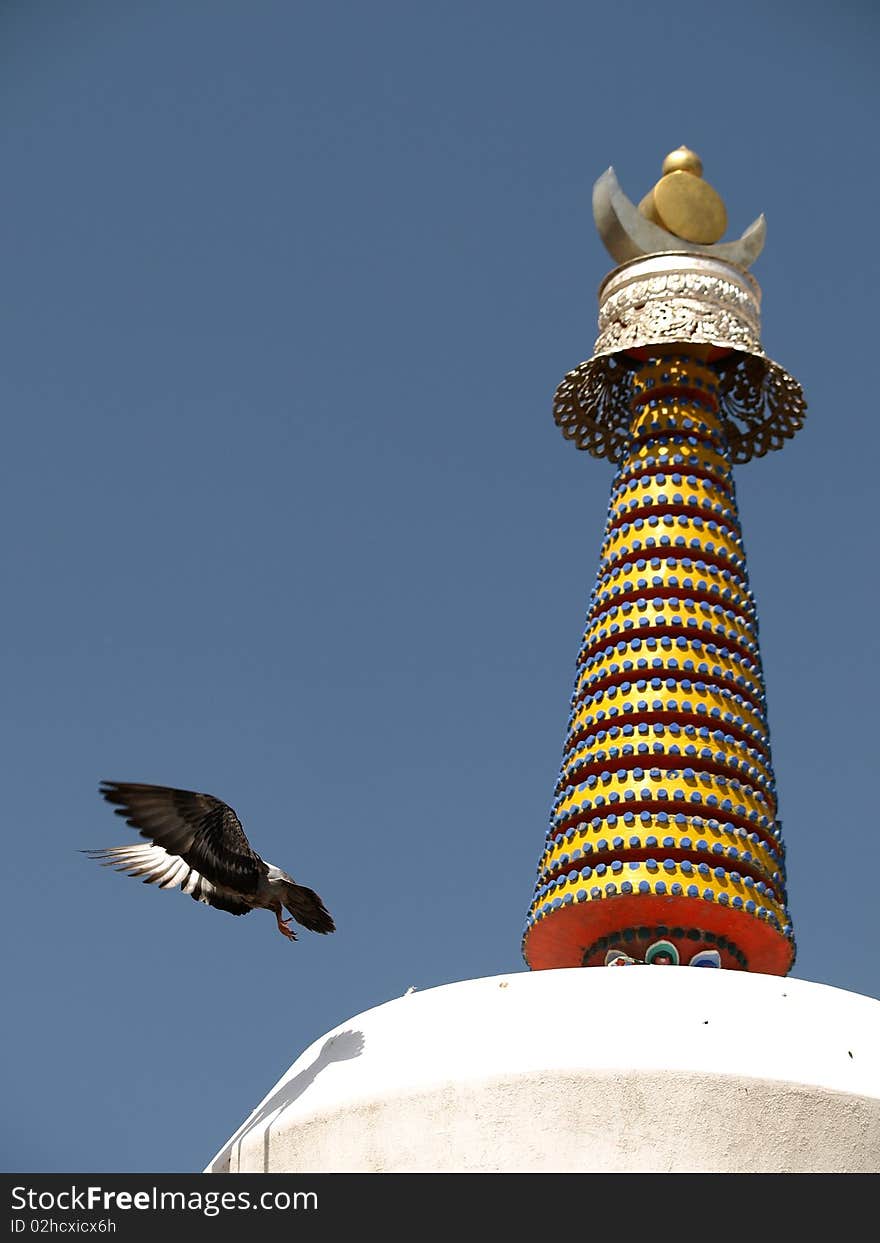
[{"x1": 522, "y1": 149, "x2": 806, "y2": 974}]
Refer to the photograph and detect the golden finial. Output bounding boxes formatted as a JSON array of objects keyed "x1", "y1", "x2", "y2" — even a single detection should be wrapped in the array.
[
  {"x1": 661, "y1": 145, "x2": 703, "y2": 177},
  {"x1": 638, "y1": 146, "x2": 727, "y2": 245}
]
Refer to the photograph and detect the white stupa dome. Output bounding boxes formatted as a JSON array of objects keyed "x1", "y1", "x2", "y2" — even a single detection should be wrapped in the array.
[{"x1": 206, "y1": 967, "x2": 880, "y2": 1173}]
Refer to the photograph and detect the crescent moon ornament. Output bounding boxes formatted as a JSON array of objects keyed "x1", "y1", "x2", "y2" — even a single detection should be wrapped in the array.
[
  {"x1": 593, "y1": 166, "x2": 766, "y2": 270},
  {"x1": 549, "y1": 147, "x2": 804, "y2": 465}
]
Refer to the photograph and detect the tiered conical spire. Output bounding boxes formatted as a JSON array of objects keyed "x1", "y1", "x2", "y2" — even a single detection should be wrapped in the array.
[{"x1": 522, "y1": 151, "x2": 805, "y2": 974}]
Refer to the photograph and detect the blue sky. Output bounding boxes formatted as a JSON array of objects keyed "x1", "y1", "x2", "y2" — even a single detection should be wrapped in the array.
[{"x1": 2, "y1": 0, "x2": 878, "y2": 1173}]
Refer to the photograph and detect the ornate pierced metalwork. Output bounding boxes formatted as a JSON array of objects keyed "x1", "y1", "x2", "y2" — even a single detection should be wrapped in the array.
[
  {"x1": 554, "y1": 251, "x2": 806, "y2": 463},
  {"x1": 553, "y1": 355, "x2": 635, "y2": 461},
  {"x1": 718, "y1": 353, "x2": 807, "y2": 462},
  {"x1": 554, "y1": 351, "x2": 806, "y2": 464}
]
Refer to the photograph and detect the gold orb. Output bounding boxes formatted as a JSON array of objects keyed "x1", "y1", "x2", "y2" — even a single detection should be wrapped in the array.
[
  {"x1": 653, "y1": 171, "x2": 727, "y2": 244},
  {"x1": 661, "y1": 146, "x2": 703, "y2": 178}
]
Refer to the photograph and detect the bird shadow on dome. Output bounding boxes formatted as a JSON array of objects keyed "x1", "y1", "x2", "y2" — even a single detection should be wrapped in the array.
[{"x1": 223, "y1": 1029, "x2": 365, "y2": 1171}]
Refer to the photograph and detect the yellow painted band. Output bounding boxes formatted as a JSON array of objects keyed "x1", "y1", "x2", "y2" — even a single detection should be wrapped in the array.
[
  {"x1": 593, "y1": 564, "x2": 753, "y2": 614},
  {"x1": 537, "y1": 818, "x2": 783, "y2": 883},
  {"x1": 553, "y1": 768, "x2": 775, "y2": 825},
  {"x1": 568, "y1": 681, "x2": 768, "y2": 739},
  {"x1": 560, "y1": 733, "x2": 775, "y2": 798},
  {"x1": 581, "y1": 602, "x2": 760, "y2": 659},
  {"x1": 599, "y1": 518, "x2": 745, "y2": 570},
  {"x1": 529, "y1": 864, "x2": 788, "y2": 929},
  {"x1": 618, "y1": 444, "x2": 733, "y2": 483}
]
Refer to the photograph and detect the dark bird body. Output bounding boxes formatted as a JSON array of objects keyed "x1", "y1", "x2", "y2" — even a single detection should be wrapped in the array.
[{"x1": 85, "y1": 781, "x2": 335, "y2": 940}]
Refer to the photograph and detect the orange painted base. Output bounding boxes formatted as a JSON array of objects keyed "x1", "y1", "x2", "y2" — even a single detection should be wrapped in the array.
[{"x1": 523, "y1": 894, "x2": 794, "y2": 975}]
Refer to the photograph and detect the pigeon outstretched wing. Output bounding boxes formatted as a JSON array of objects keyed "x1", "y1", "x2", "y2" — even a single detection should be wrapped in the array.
[{"x1": 96, "y1": 780, "x2": 268, "y2": 894}]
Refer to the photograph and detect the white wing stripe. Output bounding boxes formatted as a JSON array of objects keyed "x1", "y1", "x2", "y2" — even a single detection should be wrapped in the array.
[
  {"x1": 157, "y1": 858, "x2": 189, "y2": 889},
  {"x1": 85, "y1": 844, "x2": 199, "y2": 893}
]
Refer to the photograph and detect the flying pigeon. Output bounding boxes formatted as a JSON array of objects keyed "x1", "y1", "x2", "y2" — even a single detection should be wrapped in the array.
[{"x1": 85, "y1": 781, "x2": 335, "y2": 941}]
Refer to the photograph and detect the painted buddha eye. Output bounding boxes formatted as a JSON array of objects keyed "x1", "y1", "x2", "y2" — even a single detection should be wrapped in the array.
[
  {"x1": 645, "y1": 939, "x2": 680, "y2": 966},
  {"x1": 689, "y1": 949, "x2": 722, "y2": 968}
]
